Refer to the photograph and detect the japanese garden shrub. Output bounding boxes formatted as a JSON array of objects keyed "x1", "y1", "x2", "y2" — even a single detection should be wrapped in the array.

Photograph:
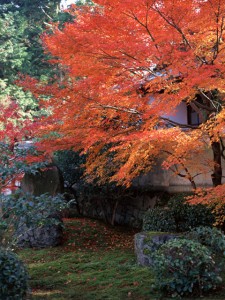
[
  {"x1": 152, "y1": 239, "x2": 222, "y2": 298},
  {"x1": 185, "y1": 226, "x2": 225, "y2": 258},
  {"x1": 0, "y1": 191, "x2": 67, "y2": 247},
  {"x1": 143, "y1": 207, "x2": 177, "y2": 232},
  {"x1": 168, "y1": 195, "x2": 215, "y2": 232},
  {"x1": 143, "y1": 194, "x2": 215, "y2": 233},
  {"x1": 0, "y1": 248, "x2": 29, "y2": 299}
]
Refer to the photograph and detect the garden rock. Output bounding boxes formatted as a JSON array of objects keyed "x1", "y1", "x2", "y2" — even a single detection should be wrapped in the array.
[
  {"x1": 21, "y1": 165, "x2": 64, "y2": 196},
  {"x1": 15, "y1": 218, "x2": 63, "y2": 248},
  {"x1": 134, "y1": 232, "x2": 178, "y2": 266}
]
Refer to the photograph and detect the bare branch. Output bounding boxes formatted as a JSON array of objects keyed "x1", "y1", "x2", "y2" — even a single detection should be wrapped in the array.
[
  {"x1": 119, "y1": 50, "x2": 140, "y2": 63},
  {"x1": 40, "y1": 6, "x2": 53, "y2": 20},
  {"x1": 95, "y1": 104, "x2": 141, "y2": 115},
  {"x1": 94, "y1": 104, "x2": 200, "y2": 129},
  {"x1": 160, "y1": 117, "x2": 199, "y2": 129},
  {"x1": 124, "y1": 10, "x2": 156, "y2": 42},
  {"x1": 151, "y1": 6, "x2": 191, "y2": 48},
  {"x1": 192, "y1": 99, "x2": 216, "y2": 112},
  {"x1": 197, "y1": 88, "x2": 222, "y2": 112}
]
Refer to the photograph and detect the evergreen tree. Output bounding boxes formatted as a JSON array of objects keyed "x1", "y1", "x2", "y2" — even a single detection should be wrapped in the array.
[{"x1": 0, "y1": 1, "x2": 72, "y2": 118}]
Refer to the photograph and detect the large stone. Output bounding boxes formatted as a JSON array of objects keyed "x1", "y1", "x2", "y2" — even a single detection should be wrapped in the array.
[
  {"x1": 21, "y1": 165, "x2": 64, "y2": 196},
  {"x1": 134, "y1": 232, "x2": 178, "y2": 267},
  {"x1": 15, "y1": 217, "x2": 63, "y2": 248}
]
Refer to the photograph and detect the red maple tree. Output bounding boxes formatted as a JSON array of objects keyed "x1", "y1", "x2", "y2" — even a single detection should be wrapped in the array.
[
  {"x1": 0, "y1": 99, "x2": 29, "y2": 192},
  {"x1": 21, "y1": 0, "x2": 225, "y2": 195},
  {"x1": 0, "y1": 98, "x2": 47, "y2": 193}
]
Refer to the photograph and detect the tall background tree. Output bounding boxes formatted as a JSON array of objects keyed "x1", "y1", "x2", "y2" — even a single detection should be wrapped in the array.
[
  {"x1": 0, "y1": 0, "x2": 73, "y2": 119},
  {"x1": 21, "y1": 0, "x2": 225, "y2": 195},
  {"x1": 0, "y1": 0, "x2": 73, "y2": 192}
]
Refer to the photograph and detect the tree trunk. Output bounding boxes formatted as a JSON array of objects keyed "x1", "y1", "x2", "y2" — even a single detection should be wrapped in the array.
[
  {"x1": 211, "y1": 141, "x2": 222, "y2": 186},
  {"x1": 110, "y1": 200, "x2": 119, "y2": 226}
]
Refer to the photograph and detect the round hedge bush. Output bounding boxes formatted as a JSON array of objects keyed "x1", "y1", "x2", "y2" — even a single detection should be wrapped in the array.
[
  {"x1": 152, "y1": 239, "x2": 222, "y2": 297},
  {"x1": 0, "y1": 248, "x2": 29, "y2": 299}
]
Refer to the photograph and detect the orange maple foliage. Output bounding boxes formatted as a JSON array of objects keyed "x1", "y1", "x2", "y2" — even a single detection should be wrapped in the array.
[{"x1": 21, "y1": 0, "x2": 225, "y2": 190}]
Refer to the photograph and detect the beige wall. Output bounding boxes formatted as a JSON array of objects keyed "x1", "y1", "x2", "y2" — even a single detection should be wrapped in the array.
[{"x1": 134, "y1": 152, "x2": 225, "y2": 192}]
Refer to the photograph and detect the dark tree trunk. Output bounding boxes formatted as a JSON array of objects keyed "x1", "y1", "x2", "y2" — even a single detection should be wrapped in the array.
[
  {"x1": 211, "y1": 141, "x2": 222, "y2": 186},
  {"x1": 111, "y1": 200, "x2": 119, "y2": 226}
]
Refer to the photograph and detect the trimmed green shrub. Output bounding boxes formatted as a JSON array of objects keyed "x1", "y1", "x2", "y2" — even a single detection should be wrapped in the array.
[
  {"x1": 186, "y1": 226, "x2": 225, "y2": 257},
  {"x1": 152, "y1": 239, "x2": 222, "y2": 297},
  {"x1": 168, "y1": 196, "x2": 215, "y2": 232},
  {"x1": 143, "y1": 194, "x2": 215, "y2": 233},
  {"x1": 143, "y1": 207, "x2": 177, "y2": 232},
  {"x1": 0, "y1": 248, "x2": 29, "y2": 299}
]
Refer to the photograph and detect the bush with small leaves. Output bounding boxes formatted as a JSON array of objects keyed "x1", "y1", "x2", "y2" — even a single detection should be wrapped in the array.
[
  {"x1": 143, "y1": 207, "x2": 177, "y2": 232},
  {"x1": 143, "y1": 194, "x2": 215, "y2": 233},
  {"x1": 186, "y1": 226, "x2": 225, "y2": 257},
  {"x1": 0, "y1": 191, "x2": 67, "y2": 248},
  {"x1": 0, "y1": 248, "x2": 29, "y2": 299},
  {"x1": 152, "y1": 239, "x2": 222, "y2": 298},
  {"x1": 168, "y1": 196, "x2": 215, "y2": 232}
]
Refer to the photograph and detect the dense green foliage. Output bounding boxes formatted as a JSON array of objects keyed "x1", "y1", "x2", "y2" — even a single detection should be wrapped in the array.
[
  {"x1": 143, "y1": 207, "x2": 177, "y2": 232},
  {"x1": 1, "y1": 191, "x2": 66, "y2": 228},
  {"x1": 168, "y1": 195, "x2": 215, "y2": 231},
  {"x1": 0, "y1": 1, "x2": 74, "y2": 121},
  {"x1": 0, "y1": 248, "x2": 29, "y2": 299},
  {"x1": 53, "y1": 149, "x2": 135, "y2": 226},
  {"x1": 143, "y1": 194, "x2": 215, "y2": 232},
  {"x1": 152, "y1": 239, "x2": 222, "y2": 298},
  {"x1": 53, "y1": 150, "x2": 86, "y2": 189},
  {"x1": 0, "y1": 10, "x2": 27, "y2": 81},
  {"x1": 0, "y1": 1, "x2": 61, "y2": 77},
  {"x1": 0, "y1": 191, "x2": 66, "y2": 247},
  {"x1": 185, "y1": 226, "x2": 225, "y2": 257},
  {"x1": 0, "y1": 7, "x2": 39, "y2": 118}
]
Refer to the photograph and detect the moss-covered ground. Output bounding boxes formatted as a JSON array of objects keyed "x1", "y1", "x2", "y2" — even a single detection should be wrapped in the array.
[{"x1": 18, "y1": 218, "x2": 225, "y2": 299}]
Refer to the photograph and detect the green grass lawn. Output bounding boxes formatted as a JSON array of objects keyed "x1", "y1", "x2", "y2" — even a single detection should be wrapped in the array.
[{"x1": 18, "y1": 218, "x2": 225, "y2": 300}]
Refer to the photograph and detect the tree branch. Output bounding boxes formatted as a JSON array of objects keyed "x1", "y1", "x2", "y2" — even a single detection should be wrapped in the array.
[
  {"x1": 151, "y1": 6, "x2": 191, "y2": 49},
  {"x1": 94, "y1": 103, "x2": 200, "y2": 129},
  {"x1": 197, "y1": 88, "x2": 222, "y2": 112},
  {"x1": 192, "y1": 99, "x2": 216, "y2": 112},
  {"x1": 95, "y1": 104, "x2": 141, "y2": 115},
  {"x1": 160, "y1": 117, "x2": 199, "y2": 129}
]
